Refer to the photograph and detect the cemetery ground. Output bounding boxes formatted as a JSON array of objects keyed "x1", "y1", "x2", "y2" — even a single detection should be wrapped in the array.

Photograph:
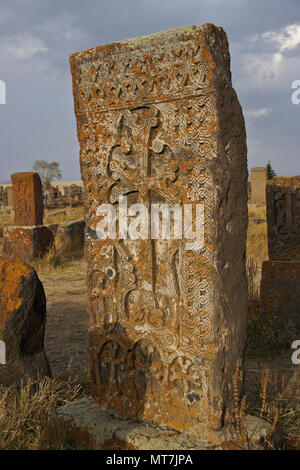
[{"x1": 0, "y1": 205, "x2": 299, "y2": 450}]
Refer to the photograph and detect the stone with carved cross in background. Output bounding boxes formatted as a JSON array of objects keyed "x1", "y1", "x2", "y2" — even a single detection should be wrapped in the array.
[
  {"x1": 261, "y1": 176, "x2": 300, "y2": 331},
  {"x1": 3, "y1": 172, "x2": 54, "y2": 263},
  {"x1": 11, "y1": 172, "x2": 44, "y2": 226}
]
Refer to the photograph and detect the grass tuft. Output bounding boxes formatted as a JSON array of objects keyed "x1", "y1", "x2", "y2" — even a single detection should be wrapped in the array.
[{"x1": 0, "y1": 376, "x2": 86, "y2": 450}]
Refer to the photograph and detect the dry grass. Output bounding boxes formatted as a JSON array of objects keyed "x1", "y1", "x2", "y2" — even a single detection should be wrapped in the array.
[
  {"x1": 247, "y1": 222, "x2": 268, "y2": 267},
  {"x1": 230, "y1": 358, "x2": 300, "y2": 450},
  {"x1": 242, "y1": 364, "x2": 300, "y2": 450},
  {"x1": 246, "y1": 203, "x2": 268, "y2": 302},
  {"x1": 248, "y1": 204, "x2": 266, "y2": 220},
  {"x1": 232, "y1": 363, "x2": 274, "y2": 450},
  {"x1": 246, "y1": 203, "x2": 268, "y2": 266},
  {"x1": 32, "y1": 232, "x2": 84, "y2": 272},
  {"x1": 0, "y1": 206, "x2": 84, "y2": 230},
  {"x1": 262, "y1": 388, "x2": 300, "y2": 449},
  {"x1": 0, "y1": 376, "x2": 90, "y2": 450}
]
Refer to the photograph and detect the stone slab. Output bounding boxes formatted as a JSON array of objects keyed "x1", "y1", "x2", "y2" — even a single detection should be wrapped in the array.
[
  {"x1": 3, "y1": 225, "x2": 54, "y2": 263},
  {"x1": 266, "y1": 176, "x2": 300, "y2": 261},
  {"x1": 50, "y1": 397, "x2": 270, "y2": 450},
  {"x1": 56, "y1": 219, "x2": 85, "y2": 245}
]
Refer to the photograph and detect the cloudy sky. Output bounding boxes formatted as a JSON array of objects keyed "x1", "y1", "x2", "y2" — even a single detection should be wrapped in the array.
[{"x1": 0, "y1": 0, "x2": 299, "y2": 183}]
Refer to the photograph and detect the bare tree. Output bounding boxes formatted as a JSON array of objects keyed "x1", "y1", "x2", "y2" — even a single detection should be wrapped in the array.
[{"x1": 32, "y1": 160, "x2": 62, "y2": 190}]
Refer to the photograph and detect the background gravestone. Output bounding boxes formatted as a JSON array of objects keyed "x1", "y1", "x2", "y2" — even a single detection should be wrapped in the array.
[
  {"x1": 266, "y1": 176, "x2": 300, "y2": 261},
  {"x1": 11, "y1": 172, "x2": 44, "y2": 226},
  {"x1": 261, "y1": 176, "x2": 300, "y2": 330},
  {"x1": 248, "y1": 167, "x2": 266, "y2": 204},
  {"x1": 6, "y1": 186, "x2": 14, "y2": 208},
  {"x1": 70, "y1": 24, "x2": 248, "y2": 443},
  {"x1": 3, "y1": 172, "x2": 53, "y2": 263}
]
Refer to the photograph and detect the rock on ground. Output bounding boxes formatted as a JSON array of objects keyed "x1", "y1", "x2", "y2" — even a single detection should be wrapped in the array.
[{"x1": 0, "y1": 258, "x2": 51, "y2": 385}]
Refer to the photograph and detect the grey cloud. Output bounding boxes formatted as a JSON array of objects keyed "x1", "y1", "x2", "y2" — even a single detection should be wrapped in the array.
[{"x1": 0, "y1": 0, "x2": 299, "y2": 183}]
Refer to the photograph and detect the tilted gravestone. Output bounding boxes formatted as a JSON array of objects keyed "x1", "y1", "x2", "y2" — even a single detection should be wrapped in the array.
[
  {"x1": 261, "y1": 176, "x2": 300, "y2": 330},
  {"x1": 70, "y1": 24, "x2": 248, "y2": 442},
  {"x1": 3, "y1": 172, "x2": 53, "y2": 263}
]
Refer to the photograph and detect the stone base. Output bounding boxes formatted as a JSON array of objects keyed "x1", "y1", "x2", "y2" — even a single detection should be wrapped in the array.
[
  {"x1": 49, "y1": 397, "x2": 271, "y2": 450},
  {"x1": 3, "y1": 225, "x2": 54, "y2": 263},
  {"x1": 261, "y1": 260, "x2": 300, "y2": 331}
]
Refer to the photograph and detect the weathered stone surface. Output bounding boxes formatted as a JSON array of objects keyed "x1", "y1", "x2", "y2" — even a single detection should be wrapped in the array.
[
  {"x1": 70, "y1": 24, "x2": 248, "y2": 442},
  {"x1": 266, "y1": 176, "x2": 300, "y2": 260},
  {"x1": 3, "y1": 226, "x2": 54, "y2": 263},
  {"x1": 260, "y1": 260, "x2": 300, "y2": 330},
  {"x1": 249, "y1": 167, "x2": 266, "y2": 204},
  {"x1": 50, "y1": 397, "x2": 270, "y2": 450},
  {"x1": 0, "y1": 258, "x2": 51, "y2": 385},
  {"x1": 45, "y1": 219, "x2": 85, "y2": 247},
  {"x1": 11, "y1": 172, "x2": 43, "y2": 226},
  {"x1": 56, "y1": 219, "x2": 85, "y2": 246}
]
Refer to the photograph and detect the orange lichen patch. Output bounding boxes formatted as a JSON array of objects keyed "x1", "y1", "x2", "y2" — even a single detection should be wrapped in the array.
[
  {"x1": 3, "y1": 226, "x2": 54, "y2": 264},
  {"x1": 268, "y1": 176, "x2": 300, "y2": 187},
  {"x1": 0, "y1": 258, "x2": 32, "y2": 334}
]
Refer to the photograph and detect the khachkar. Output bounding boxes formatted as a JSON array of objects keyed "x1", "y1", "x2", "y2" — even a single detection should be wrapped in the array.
[
  {"x1": 261, "y1": 176, "x2": 300, "y2": 330},
  {"x1": 70, "y1": 24, "x2": 248, "y2": 442},
  {"x1": 3, "y1": 172, "x2": 53, "y2": 263},
  {"x1": 11, "y1": 172, "x2": 44, "y2": 225}
]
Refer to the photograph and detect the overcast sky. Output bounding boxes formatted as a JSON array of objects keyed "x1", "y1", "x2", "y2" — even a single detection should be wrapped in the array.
[{"x1": 0, "y1": 0, "x2": 299, "y2": 183}]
